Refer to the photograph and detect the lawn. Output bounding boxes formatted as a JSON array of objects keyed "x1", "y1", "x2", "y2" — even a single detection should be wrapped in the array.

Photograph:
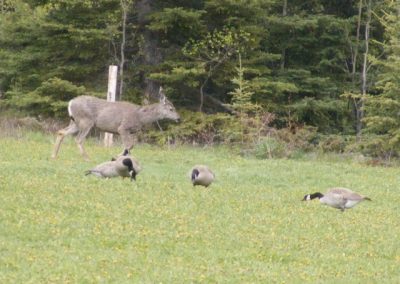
[{"x1": 0, "y1": 133, "x2": 399, "y2": 283}]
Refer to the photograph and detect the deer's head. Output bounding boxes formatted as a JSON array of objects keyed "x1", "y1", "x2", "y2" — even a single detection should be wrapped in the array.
[{"x1": 158, "y1": 87, "x2": 180, "y2": 122}]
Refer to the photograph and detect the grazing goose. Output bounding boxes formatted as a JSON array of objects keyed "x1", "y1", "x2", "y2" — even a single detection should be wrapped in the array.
[
  {"x1": 190, "y1": 165, "x2": 215, "y2": 187},
  {"x1": 86, "y1": 155, "x2": 141, "y2": 181},
  {"x1": 302, "y1": 187, "x2": 371, "y2": 211}
]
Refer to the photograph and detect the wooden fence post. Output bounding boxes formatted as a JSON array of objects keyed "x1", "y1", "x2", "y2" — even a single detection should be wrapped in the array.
[{"x1": 104, "y1": 65, "x2": 118, "y2": 147}]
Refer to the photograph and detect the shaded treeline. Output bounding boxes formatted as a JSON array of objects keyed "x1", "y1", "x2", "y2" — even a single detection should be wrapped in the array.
[{"x1": 0, "y1": 0, "x2": 399, "y2": 157}]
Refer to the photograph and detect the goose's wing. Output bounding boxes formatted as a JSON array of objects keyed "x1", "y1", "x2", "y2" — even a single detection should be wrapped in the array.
[
  {"x1": 114, "y1": 159, "x2": 131, "y2": 178},
  {"x1": 88, "y1": 161, "x2": 119, "y2": 178},
  {"x1": 197, "y1": 165, "x2": 215, "y2": 178},
  {"x1": 329, "y1": 188, "x2": 363, "y2": 201},
  {"x1": 342, "y1": 191, "x2": 364, "y2": 201},
  {"x1": 87, "y1": 170, "x2": 106, "y2": 178},
  {"x1": 328, "y1": 188, "x2": 352, "y2": 194},
  {"x1": 323, "y1": 191, "x2": 347, "y2": 208},
  {"x1": 207, "y1": 167, "x2": 215, "y2": 178}
]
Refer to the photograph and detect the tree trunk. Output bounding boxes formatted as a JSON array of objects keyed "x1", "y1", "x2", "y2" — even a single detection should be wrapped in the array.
[
  {"x1": 135, "y1": 0, "x2": 162, "y2": 102},
  {"x1": 352, "y1": 0, "x2": 362, "y2": 139},
  {"x1": 199, "y1": 68, "x2": 212, "y2": 112},
  {"x1": 356, "y1": 0, "x2": 371, "y2": 142},
  {"x1": 280, "y1": 0, "x2": 287, "y2": 71},
  {"x1": 118, "y1": 0, "x2": 128, "y2": 101},
  {"x1": 352, "y1": 0, "x2": 362, "y2": 78}
]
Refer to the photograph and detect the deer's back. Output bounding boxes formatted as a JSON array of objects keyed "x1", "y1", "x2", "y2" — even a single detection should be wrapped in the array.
[
  {"x1": 69, "y1": 96, "x2": 140, "y2": 132},
  {"x1": 69, "y1": 96, "x2": 106, "y2": 118}
]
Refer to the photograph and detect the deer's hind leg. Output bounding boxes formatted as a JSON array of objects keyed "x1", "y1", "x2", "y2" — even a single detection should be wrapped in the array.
[
  {"x1": 52, "y1": 121, "x2": 79, "y2": 159},
  {"x1": 75, "y1": 121, "x2": 94, "y2": 161}
]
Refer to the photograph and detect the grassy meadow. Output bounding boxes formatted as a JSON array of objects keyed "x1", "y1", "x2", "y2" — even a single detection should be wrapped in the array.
[{"x1": 0, "y1": 133, "x2": 399, "y2": 283}]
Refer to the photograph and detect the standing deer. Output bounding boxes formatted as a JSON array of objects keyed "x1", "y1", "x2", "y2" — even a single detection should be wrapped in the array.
[{"x1": 52, "y1": 87, "x2": 180, "y2": 160}]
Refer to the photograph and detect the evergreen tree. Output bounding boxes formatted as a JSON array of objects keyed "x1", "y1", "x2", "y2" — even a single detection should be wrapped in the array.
[
  {"x1": 263, "y1": 1, "x2": 356, "y2": 131},
  {"x1": 0, "y1": 0, "x2": 121, "y2": 117},
  {"x1": 364, "y1": 1, "x2": 400, "y2": 156},
  {"x1": 230, "y1": 54, "x2": 259, "y2": 115},
  {"x1": 0, "y1": 0, "x2": 395, "y2": 149}
]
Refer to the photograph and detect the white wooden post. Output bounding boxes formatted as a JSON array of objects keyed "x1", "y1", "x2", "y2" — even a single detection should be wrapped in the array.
[{"x1": 104, "y1": 65, "x2": 118, "y2": 147}]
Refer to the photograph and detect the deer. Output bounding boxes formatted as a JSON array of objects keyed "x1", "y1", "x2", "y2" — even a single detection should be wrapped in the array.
[{"x1": 51, "y1": 87, "x2": 180, "y2": 160}]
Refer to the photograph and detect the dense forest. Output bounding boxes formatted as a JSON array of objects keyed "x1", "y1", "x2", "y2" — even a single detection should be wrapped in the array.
[{"x1": 0, "y1": 0, "x2": 399, "y2": 159}]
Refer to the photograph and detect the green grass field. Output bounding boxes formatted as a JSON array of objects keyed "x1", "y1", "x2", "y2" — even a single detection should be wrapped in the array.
[{"x1": 0, "y1": 133, "x2": 399, "y2": 283}]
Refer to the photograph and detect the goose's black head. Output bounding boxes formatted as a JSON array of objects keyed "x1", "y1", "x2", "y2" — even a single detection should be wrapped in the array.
[
  {"x1": 302, "y1": 192, "x2": 324, "y2": 201},
  {"x1": 122, "y1": 158, "x2": 136, "y2": 181},
  {"x1": 191, "y1": 169, "x2": 200, "y2": 183}
]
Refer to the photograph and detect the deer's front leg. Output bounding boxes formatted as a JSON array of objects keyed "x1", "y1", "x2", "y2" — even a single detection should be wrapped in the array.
[{"x1": 118, "y1": 127, "x2": 134, "y2": 155}]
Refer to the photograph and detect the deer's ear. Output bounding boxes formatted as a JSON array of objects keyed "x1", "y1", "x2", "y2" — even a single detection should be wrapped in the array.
[{"x1": 159, "y1": 87, "x2": 166, "y2": 104}]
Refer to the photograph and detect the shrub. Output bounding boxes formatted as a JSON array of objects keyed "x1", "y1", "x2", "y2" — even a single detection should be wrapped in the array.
[
  {"x1": 276, "y1": 126, "x2": 319, "y2": 153},
  {"x1": 136, "y1": 110, "x2": 235, "y2": 145},
  {"x1": 135, "y1": 110, "x2": 276, "y2": 147},
  {"x1": 345, "y1": 135, "x2": 397, "y2": 160},
  {"x1": 2, "y1": 78, "x2": 86, "y2": 118},
  {"x1": 252, "y1": 136, "x2": 287, "y2": 159},
  {"x1": 319, "y1": 135, "x2": 348, "y2": 153}
]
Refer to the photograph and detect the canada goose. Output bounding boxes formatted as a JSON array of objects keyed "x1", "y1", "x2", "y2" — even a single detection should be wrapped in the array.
[
  {"x1": 302, "y1": 187, "x2": 371, "y2": 211},
  {"x1": 85, "y1": 155, "x2": 141, "y2": 181},
  {"x1": 190, "y1": 165, "x2": 215, "y2": 187}
]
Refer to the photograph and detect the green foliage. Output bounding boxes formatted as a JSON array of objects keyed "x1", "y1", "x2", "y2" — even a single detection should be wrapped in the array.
[
  {"x1": 2, "y1": 78, "x2": 86, "y2": 118},
  {"x1": 149, "y1": 65, "x2": 203, "y2": 88},
  {"x1": 0, "y1": 0, "x2": 119, "y2": 112},
  {"x1": 319, "y1": 135, "x2": 350, "y2": 153},
  {"x1": 346, "y1": 135, "x2": 396, "y2": 160},
  {"x1": 364, "y1": 1, "x2": 400, "y2": 154},
  {"x1": 0, "y1": 0, "x2": 398, "y2": 153},
  {"x1": 229, "y1": 54, "x2": 260, "y2": 115},
  {"x1": 138, "y1": 110, "x2": 237, "y2": 145},
  {"x1": 252, "y1": 136, "x2": 287, "y2": 159},
  {"x1": 290, "y1": 97, "x2": 350, "y2": 133},
  {"x1": 148, "y1": 7, "x2": 206, "y2": 45},
  {"x1": 136, "y1": 109, "x2": 274, "y2": 148},
  {"x1": 181, "y1": 27, "x2": 252, "y2": 96},
  {"x1": 183, "y1": 28, "x2": 251, "y2": 61}
]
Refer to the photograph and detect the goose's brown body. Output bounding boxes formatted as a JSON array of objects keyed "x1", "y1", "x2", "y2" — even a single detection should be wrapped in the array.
[
  {"x1": 86, "y1": 155, "x2": 141, "y2": 181},
  {"x1": 190, "y1": 165, "x2": 215, "y2": 187},
  {"x1": 303, "y1": 187, "x2": 371, "y2": 211}
]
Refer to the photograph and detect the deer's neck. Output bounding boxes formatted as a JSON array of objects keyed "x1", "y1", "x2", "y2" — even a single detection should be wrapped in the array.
[{"x1": 137, "y1": 104, "x2": 163, "y2": 124}]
